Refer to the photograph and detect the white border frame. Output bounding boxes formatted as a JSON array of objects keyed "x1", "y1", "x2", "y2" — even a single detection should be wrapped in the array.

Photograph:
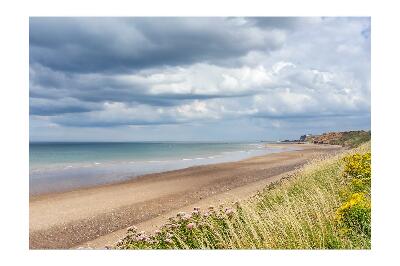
[{"x1": 1, "y1": 0, "x2": 399, "y2": 265}]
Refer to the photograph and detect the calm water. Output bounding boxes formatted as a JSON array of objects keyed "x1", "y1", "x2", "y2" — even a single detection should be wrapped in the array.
[{"x1": 29, "y1": 142, "x2": 291, "y2": 195}]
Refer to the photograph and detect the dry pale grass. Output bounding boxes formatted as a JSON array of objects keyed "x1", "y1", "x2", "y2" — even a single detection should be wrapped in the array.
[{"x1": 118, "y1": 142, "x2": 371, "y2": 249}]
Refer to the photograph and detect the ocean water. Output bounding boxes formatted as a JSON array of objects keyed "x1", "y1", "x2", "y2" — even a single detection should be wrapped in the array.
[{"x1": 29, "y1": 142, "x2": 290, "y2": 195}]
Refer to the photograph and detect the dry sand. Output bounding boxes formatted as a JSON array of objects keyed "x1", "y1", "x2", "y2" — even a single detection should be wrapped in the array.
[{"x1": 29, "y1": 143, "x2": 342, "y2": 249}]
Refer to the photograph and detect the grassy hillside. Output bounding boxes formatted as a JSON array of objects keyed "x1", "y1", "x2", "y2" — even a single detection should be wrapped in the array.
[
  {"x1": 116, "y1": 143, "x2": 371, "y2": 249},
  {"x1": 330, "y1": 131, "x2": 371, "y2": 148},
  {"x1": 306, "y1": 130, "x2": 371, "y2": 148}
]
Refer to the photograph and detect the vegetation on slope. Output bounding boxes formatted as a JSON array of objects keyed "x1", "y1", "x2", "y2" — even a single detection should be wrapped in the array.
[
  {"x1": 330, "y1": 131, "x2": 371, "y2": 148},
  {"x1": 306, "y1": 130, "x2": 371, "y2": 148},
  {"x1": 116, "y1": 143, "x2": 371, "y2": 249}
]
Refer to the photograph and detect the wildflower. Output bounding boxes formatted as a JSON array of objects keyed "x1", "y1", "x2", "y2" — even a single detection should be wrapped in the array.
[
  {"x1": 181, "y1": 213, "x2": 192, "y2": 221},
  {"x1": 177, "y1": 212, "x2": 186, "y2": 217},
  {"x1": 335, "y1": 189, "x2": 371, "y2": 237},
  {"x1": 154, "y1": 229, "x2": 161, "y2": 235},
  {"x1": 137, "y1": 234, "x2": 150, "y2": 242},
  {"x1": 127, "y1": 225, "x2": 137, "y2": 232},
  {"x1": 165, "y1": 238, "x2": 173, "y2": 244},
  {"x1": 203, "y1": 211, "x2": 210, "y2": 217},
  {"x1": 187, "y1": 223, "x2": 196, "y2": 230}
]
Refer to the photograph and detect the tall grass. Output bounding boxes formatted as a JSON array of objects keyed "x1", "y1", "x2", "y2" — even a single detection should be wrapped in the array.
[{"x1": 117, "y1": 142, "x2": 371, "y2": 249}]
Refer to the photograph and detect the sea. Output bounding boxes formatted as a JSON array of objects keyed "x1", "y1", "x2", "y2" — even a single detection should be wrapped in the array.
[{"x1": 29, "y1": 141, "x2": 292, "y2": 195}]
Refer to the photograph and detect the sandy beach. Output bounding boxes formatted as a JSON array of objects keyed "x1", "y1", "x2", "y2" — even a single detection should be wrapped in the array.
[{"x1": 29, "y1": 143, "x2": 342, "y2": 249}]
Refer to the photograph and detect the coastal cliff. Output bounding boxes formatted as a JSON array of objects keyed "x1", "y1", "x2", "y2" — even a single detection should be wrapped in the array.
[{"x1": 304, "y1": 130, "x2": 371, "y2": 148}]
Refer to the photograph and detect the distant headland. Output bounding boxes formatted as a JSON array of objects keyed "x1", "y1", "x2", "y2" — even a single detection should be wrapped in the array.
[{"x1": 280, "y1": 130, "x2": 371, "y2": 148}]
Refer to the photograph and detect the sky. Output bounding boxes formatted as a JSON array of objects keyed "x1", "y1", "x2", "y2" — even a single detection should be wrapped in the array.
[{"x1": 29, "y1": 17, "x2": 371, "y2": 142}]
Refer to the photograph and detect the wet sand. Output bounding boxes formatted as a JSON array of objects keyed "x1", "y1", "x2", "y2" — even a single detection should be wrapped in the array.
[{"x1": 29, "y1": 143, "x2": 342, "y2": 249}]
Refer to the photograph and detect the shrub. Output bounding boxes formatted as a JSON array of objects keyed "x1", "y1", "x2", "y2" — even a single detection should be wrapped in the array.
[
  {"x1": 336, "y1": 192, "x2": 371, "y2": 237},
  {"x1": 336, "y1": 152, "x2": 371, "y2": 240},
  {"x1": 343, "y1": 153, "x2": 371, "y2": 182}
]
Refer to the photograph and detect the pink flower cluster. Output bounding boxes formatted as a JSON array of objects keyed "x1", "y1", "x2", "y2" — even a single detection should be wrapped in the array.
[
  {"x1": 186, "y1": 222, "x2": 196, "y2": 230},
  {"x1": 136, "y1": 231, "x2": 150, "y2": 242},
  {"x1": 117, "y1": 202, "x2": 243, "y2": 248}
]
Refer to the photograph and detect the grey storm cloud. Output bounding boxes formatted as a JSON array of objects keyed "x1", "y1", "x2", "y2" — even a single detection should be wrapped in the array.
[
  {"x1": 29, "y1": 17, "x2": 370, "y2": 139},
  {"x1": 30, "y1": 17, "x2": 286, "y2": 73},
  {"x1": 245, "y1": 17, "x2": 317, "y2": 29},
  {"x1": 29, "y1": 62, "x2": 257, "y2": 116}
]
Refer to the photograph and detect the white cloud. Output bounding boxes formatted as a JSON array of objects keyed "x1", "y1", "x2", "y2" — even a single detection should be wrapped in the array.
[
  {"x1": 30, "y1": 17, "x2": 371, "y2": 140},
  {"x1": 36, "y1": 56, "x2": 370, "y2": 127}
]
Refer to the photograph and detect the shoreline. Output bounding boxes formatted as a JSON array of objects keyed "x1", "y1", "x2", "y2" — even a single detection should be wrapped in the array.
[
  {"x1": 29, "y1": 143, "x2": 293, "y2": 196},
  {"x1": 29, "y1": 143, "x2": 343, "y2": 249}
]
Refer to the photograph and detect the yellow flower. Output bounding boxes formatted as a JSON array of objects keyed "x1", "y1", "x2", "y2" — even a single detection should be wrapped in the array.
[{"x1": 336, "y1": 193, "x2": 366, "y2": 219}]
